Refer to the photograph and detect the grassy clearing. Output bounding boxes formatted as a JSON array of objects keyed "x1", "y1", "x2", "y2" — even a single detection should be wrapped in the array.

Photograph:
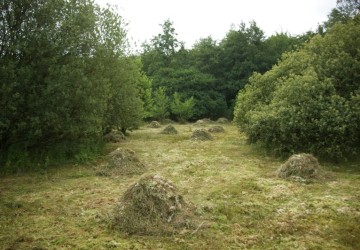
[{"x1": 1, "y1": 123, "x2": 360, "y2": 249}]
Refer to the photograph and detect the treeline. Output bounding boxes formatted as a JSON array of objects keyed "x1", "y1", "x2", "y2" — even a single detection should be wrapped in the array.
[
  {"x1": 0, "y1": 0, "x2": 145, "y2": 171},
  {"x1": 140, "y1": 20, "x2": 306, "y2": 121}
]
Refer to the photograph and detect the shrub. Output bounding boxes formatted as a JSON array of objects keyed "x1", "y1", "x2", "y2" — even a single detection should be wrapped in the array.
[{"x1": 234, "y1": 21, "x2": 360, "y2": 160}]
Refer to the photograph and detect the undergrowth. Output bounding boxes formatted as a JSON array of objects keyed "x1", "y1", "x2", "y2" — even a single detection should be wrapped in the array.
[{"x1": 0, "y1": 139, "x2": 105, "y2": 175}]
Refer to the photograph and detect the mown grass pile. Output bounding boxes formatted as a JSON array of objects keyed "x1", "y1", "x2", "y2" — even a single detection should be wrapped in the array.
[
  {"x1": 96, "y1": 147, "x2": 146, "y2": 176},
  {"x1": 160, "y1": 125, "x2": 178, "y2": 134},
  {"x1": 190, "y1": 129, "x2": 213, "y2": 141},
  {"x1": 277, "y1": 153, "x2": 320, "y2": 179},
  {"x1": 111, "y1": 175, "x2": 198, "y2": 235},
  {"x1": 208, "y1": 126, "x2": 225, "y2": 133},
  {"x1": 148, "y1": 121, "x2": 161, "y2": 128}
]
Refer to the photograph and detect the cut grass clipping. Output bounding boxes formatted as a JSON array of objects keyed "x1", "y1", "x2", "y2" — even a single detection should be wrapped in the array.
[
  {"x1": 277, "y1": 153, "x2": 320, "y2": 180},
  {"x1": 160, "y1": 125, "x2": 178, "y2": 135},
  {"x1": 111, "y1": 175, "x2": 198, "y2": 235},
  {"x1": 96, "y1": 148, "x2": 146, "y2": 176},
  {"x1": 190, "y1": 129, "x2": 213, "y2": 141}
]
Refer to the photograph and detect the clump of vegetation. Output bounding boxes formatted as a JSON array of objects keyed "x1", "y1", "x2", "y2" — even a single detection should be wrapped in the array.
[
  {"x1": 190, "y1": 129, "x2": 213, "y2": 141},
  {"x1": 97, "y1": 148, "x2": 146, "y2": 176},
  {"x1": 111, "y1": 175, "x2": 198, "y2": 235},
  {"x1": 208, "y1": 126, "x2": 225, "y2": 133},
  {"x1": 103, "y1": 131, "x2": 126, "y2": 143},
  {"x1": 170, "y1": 92, "x2": 195, "y2": 123},
  {"x1": 0, "y1": 0, "x2": 144, "y2": 170},
  {"x1": 234, "y1": 19, "x2": 360, "y2": 160},
  {"x1": 148, "y1": 121, "x2": 162, "y2": 128},
  {"x1": 277, "y1": 153, "x2": 320, "y2": 179},
  {"x1": 160, "y1": 125, "x2": 178, "y2": 134}
]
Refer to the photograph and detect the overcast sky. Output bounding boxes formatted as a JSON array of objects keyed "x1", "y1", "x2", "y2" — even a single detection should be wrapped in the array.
[{"x1": 95, "y1": 0, "x2": 336, "y2": 48}]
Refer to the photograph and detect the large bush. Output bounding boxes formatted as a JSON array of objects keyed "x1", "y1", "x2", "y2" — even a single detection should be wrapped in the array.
[
  {"x1": 234, "y1": 20, "x2": 360, "y2": 160},
  {"x1": 0, "y1": 0, "x2": 144, "y2": 171}
]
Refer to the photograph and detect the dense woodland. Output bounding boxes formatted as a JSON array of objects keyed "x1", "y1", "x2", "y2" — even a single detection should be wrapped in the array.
[{"x1": 0, "y1": 0, "x2": 359, "y2": 172}]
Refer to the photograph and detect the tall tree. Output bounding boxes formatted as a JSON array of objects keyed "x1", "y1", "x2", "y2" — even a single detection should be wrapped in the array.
[
  {"x1": 324, "y1": 0, "x2": 360, "y2": 28},
  {"x1": 0, "y1": 0, "x2": 145, "y2": 170}
]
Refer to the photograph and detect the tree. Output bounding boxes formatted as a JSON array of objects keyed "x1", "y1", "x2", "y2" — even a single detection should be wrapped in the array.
[
  {"x1": 190, "y1": 37, "x2": 221, "y2": 76},
  {"x1": 324, "y1": 0, "x2": 360, "y2": 29},
  {"x1": 151, "y1": 19, "x2": 180, "y2": 57},
  {"x1": 218, "y1": 21, "x2": 268, "y2": 106},
  {"x1": 102, "y1": 57, "x2": 144, "y2": 134},
  {"x1": 170, "y1": 92, "x2": 195, "y2": 122},
  {"x1": 0, "y1": 0, "x2": 145, "y2": 170},
  {"x1": 152, "y1": 87, "x2": 170, "y2": 120},
  {"x1": 141, "y1": 19, "x2": 181, "y2": 75}
]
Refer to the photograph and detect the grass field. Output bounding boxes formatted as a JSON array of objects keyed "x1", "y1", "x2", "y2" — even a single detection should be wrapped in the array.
[{"x1": 1, "y1": 123, "x2": 360, "y2": 249}]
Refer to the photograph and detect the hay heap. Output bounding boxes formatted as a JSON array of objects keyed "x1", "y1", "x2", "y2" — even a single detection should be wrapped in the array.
[
  {"x1": 216, "y1": 117, "x2": 229, "y2": 124},
  {"x1": 97, "y1": 148, "x2": 146, "y2": 176},
  {"x1": 103, "y1": 131, "x2": 126, "y2": 143},
  {"x1": 194, "y1": 118, "x2": 214, "y2": 127},
  {"x1": 190, "y1": 129, "x2": 213, "y2": 141},
  {"x1": 208, "y1": 125, "x2": 225, "y2": 133},
  {"x1": 111, "y1": 175, "x2": 197, "y2": 235},
  {"x1": 277, "y1": 153, "x2": 320, "y2": 179},
  {"x1": 160, "y1": 124, "x2": 178, "y2": 134},
  {"x1": 148, "y1": 121, "x2": 161, "y2": 128}
]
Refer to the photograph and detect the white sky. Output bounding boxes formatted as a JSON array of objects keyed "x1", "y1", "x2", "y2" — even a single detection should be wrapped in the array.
[{"x1": 95, "y1": 0, "x2": 336, "y2": 49}]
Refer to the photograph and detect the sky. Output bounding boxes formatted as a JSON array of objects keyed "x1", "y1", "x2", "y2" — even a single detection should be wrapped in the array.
[{"x1": 95, "y1": 0, "x2": 337, "y2": 49}]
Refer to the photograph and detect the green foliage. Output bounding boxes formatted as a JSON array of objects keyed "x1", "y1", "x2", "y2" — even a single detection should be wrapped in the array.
[
  {"x1": 170, "y1": 92, "x2": 195, "y2": 122},
  {"x1": 234, "y1": 20, "x2": 360, "y2": 160},
  {"x1": 0, "y1": 139, "x2": 104, "y2": 174},
  {"x1": 324, "y1": 0, "x2": 360, "y2": 29},
  {"x1": 102, "y1": 57, "x2": 144, "y2": 134},
  {"x1": 152, "y1": 87, "x2": 170, "y2": 120},
  {"x1": 151, "y1": 19, "x2": 180, "y2": 57},
  {"x1": 0, "y1": 0, "x2": 145, "y2": 171},
  {"x1": 140, "y1": 20, "x2": 300, "y2": 120}
]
